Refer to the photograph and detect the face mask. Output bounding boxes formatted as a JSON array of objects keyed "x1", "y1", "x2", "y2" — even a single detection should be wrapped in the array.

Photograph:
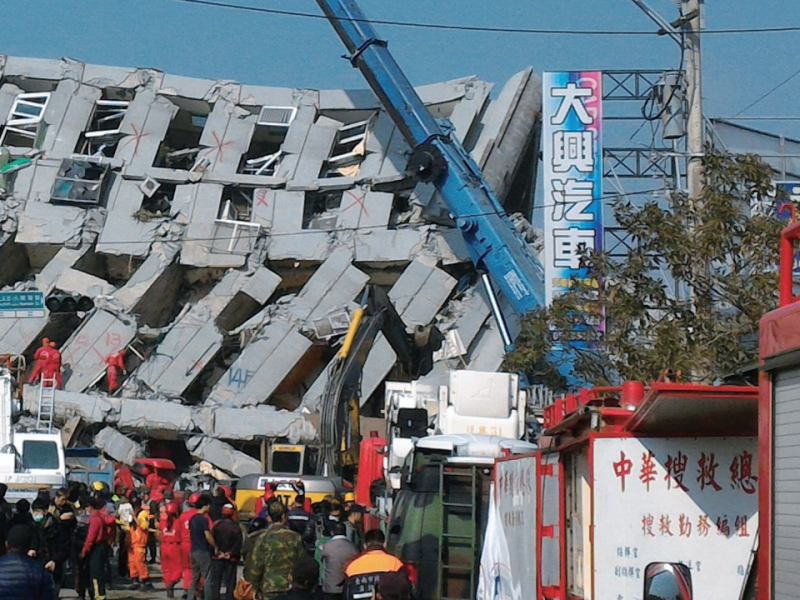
[{"x1": 33, "y1": 513, "x2": 45, "y2": 523}]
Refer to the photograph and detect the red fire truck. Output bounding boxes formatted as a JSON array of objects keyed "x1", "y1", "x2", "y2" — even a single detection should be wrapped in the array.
[
  {"x1": 487, "y1": 381, "x2": 759, "y2": 600},
  {"x1": 758, "y1": 217, "x2": 800, "y2": 600}
]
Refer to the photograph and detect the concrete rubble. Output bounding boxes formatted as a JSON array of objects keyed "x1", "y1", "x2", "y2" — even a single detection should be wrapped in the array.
[{"x1": 0, "y1": 55, "x2": 541, "y2": 479}]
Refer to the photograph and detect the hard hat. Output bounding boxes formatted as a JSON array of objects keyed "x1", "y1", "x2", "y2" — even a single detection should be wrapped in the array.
[
  {"x1": 344, "y1": 492, "x2": 356, "y2": 503},
  {"x1": 188, "y1": 492, "x2": 201, "y2": 507},
  {"x1": 166, "y1": 502, "x2": 180, "y2": 515},
  {"x1": 222, "y1": 504, "x2": 235, "y2": 516},
  {"x1": 92, "y1": 481, "x2": 105, "y2": 491}
]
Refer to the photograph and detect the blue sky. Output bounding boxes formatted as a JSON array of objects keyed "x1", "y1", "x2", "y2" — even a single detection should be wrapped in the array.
[{"x1": 3, "y1": 0, "x2": 800, "y2": 136}]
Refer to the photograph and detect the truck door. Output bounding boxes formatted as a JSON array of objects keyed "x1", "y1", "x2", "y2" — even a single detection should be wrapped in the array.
[
  {"x1": 565, "y1": 447, "x2": 591, "y2": 599},
  {"x1": 772, "y1": 368, "x2": 800, "y2": 598},
  {"x1": 540, "y1": 452, "x2": 564, "y2": 600}
]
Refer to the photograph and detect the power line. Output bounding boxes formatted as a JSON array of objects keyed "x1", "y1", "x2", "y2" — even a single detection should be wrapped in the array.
[
  {"x1": 169, "y1": 0, "x2": 800, "y2": 37},
  {"x1": 103, "y1": 187, "x2": 670, "y2": 246},
  {"x1": 731, "y1": 66, "x2": 800, "y2": 117}
]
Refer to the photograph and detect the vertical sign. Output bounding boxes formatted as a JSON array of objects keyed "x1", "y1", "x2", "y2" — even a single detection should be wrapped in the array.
[{"x1": 542, "y1": 72, "x2": 603, "y2": 306}]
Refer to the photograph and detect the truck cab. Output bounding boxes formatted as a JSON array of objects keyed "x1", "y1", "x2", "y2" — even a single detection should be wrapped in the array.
[
  {"x1": 0, "y1": 431, "x2": 67, "y2": 502},
  {"x1": 0, "y1": 369, "x2": 67, "y2": 501}
]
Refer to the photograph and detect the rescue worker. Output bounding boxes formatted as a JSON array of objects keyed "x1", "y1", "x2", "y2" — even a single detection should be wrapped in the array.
[
  {"x1": 81, "y1": 497, "x2": 113, "y2": 600},
  {"x1": 27, "y1": 337, "x2": 50, "y2": 384},
  {"x1": 160, "y1": 502, "x2": 183, "y2": 599},
  {"x1": 179, "y1": 491, "x2": 202, "y2": 594},
  {"x1": 254, "y1": 481, "x2": 277, "y2": 519},
  {"x1": 246, "y1": 501, "x2": 306, "y2": 599},
  {"x1": 343, "y1": 530, "x2": 407, "y2": 600},
  {"x1": 43, "y1": 341, "x2": 62, "y2": 388},
  {"x1": 104, "y1": 349, "x2": 126, "y2": 392},
  {"x1": 128, "y1": 506, "x2": 155, "y2": 591}
]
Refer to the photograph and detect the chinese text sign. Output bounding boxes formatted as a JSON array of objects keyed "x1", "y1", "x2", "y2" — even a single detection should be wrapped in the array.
[{"x1": 542, "y1": 72, "x2": 603, "y2": 309}]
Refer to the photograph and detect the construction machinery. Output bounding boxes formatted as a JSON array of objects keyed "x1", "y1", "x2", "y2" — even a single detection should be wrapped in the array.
[
  {"x1": 314, "y1": 0, "x2": 545, "y2": 353},
  {"x1": 384, "y1": 370, "x2": 527, "y2": 490},
  {"x1": 0, "y1": 367, "x2": 67, "y2": 501},
  {"x1": 316, "y1": 285, "x2": 443, "y2": 478}
]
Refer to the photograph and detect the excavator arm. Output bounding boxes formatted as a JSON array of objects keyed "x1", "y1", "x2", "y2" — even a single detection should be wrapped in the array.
[{"x1": 316, "y1": 286, "x2": 443, "y2": 477}]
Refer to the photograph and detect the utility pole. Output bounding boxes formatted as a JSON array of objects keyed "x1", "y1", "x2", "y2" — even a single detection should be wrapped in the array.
[
  {"x1": 629, "y1": 0, "x2": 704, "y2": 198},
  {"x1": 683, "y1": 0, "x2": 704, "y2": 201}
]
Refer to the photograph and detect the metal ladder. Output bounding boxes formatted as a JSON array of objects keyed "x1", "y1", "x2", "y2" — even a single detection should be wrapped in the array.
[
  {"x1": 36, "y1": 377, "x2": 56, "y2": 433},
  {"x1": 437, "y1": 464, "x2": 479, "y2": 600}
]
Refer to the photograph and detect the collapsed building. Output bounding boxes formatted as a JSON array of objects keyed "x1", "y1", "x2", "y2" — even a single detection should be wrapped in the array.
[{"x1": 0, "y1": 55, "x2": 542, "y2": 478}]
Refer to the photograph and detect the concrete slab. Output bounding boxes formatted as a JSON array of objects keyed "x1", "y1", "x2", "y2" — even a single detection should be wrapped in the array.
[
  {"x1": 193, "y1": 405, "x2": 315, "y2": 443},
  {"x1": 57, "y1": 268, "x2": 115, "y2": 297},
  {"x1": 22, "y1": 386, "x2": 119, "y2": 424},
  {"x1": 135, "y1": 267, "x2": 281, "y2": 396},
  {"x1": 117, "y1": 399, "x2": 194, "y2": 435},
  {"x1": 61, "y1": 309, "x2": 137, "y2": 392},
  {"x1": 187, "y1": 436, "x2": 261, "y2": 477},
  {"x1": 205, "y1": 319, "x2": 312, "y2": 408},
  {"x1": 94, "y1": 426, "x2": 144, "y2": 464},
  {"x1": 289, "y1": 247, "x2": 368, "y2": 323}
]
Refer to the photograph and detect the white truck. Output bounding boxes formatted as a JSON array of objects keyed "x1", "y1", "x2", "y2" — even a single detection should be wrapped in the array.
[
  {"x1": 384, "y1": 370, "x2": 526, "y2": 489},
  {"x1": 0, "y1": 369, "x2": 67, "y2": 501}
]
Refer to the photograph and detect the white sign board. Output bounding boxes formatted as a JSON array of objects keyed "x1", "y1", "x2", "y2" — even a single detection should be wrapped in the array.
[
  {"x1": 495, "y1": 456, "x2": 537, "y2": 598},
  {"x1": 593, "y1": 437, "x2": 758, "y2": 600}
]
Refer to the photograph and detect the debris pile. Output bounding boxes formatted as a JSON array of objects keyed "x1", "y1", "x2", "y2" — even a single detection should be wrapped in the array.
[{"x1": 0, "y1": 55, "x2": 541, "y2": 479}]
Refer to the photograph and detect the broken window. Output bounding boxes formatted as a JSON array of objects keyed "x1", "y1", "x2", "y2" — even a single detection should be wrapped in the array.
[
  {"x1": 321, "y1": 115, "x2": 375, "y2": 178},
  {"x1": 211, "y1": 186, "x2": 261, "y2": 255},
  {"x1": 0, "y1": 92, "x2": 50, "y2": 148},
  {"x1": 218, "y1": 186, "x2": 255, "y2": 222},
  {"x1": 136, "y1": 182, "x2": 176, "y2": 220},
  {"x1": 50, "y1": 158, "x2": 111, "y2": 206},
  {"x1": 302, "y1": 190, "x2": 343, "y2": 229},
  {"x1": 75, "y1": 88, "x2": 134, "y2": 158},
  {"x1": 238, "y1": 106, "x2": 296, "y2": 176},
  {"x1": 153, "y1": 99, "x2": 210, "y2": 170}
]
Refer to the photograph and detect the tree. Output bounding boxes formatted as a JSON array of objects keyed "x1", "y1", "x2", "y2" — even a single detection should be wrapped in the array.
[{"x1": 505, "y1": 146, "x2": 789, "y2": 389}]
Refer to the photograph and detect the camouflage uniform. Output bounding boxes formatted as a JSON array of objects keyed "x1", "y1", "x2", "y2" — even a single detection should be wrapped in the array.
[{"x1": 245, "y1": 523, "x2": 306, "y2": 598}]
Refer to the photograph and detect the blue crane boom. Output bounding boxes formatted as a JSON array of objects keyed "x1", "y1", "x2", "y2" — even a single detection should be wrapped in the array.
[{"x1": 315, "y1": 0, "x2": 545, "y2": 343}]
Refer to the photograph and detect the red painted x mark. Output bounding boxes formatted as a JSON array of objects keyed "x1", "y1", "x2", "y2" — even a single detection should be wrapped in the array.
[
  {"x1": 343, "y1": 190, "x2": 369, "y2": 217},
  {"x1": 118, "y1": 123, "x2": 151, "y2": 156},
  {"x1": 206, "y1": 131, "x2": 234, "y2": 163},
  {"x1": 255, "y1": 189, "x2": 269, "y2": 207}
]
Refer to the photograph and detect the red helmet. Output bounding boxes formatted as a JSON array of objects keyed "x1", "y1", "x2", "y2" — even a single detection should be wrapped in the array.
[
  {"x1": 222, "y1": 504, "x2": 235, "y2": 517},
  {"x1": 166, "y1": 502, "x2": 180, "y2": 515},
  {"x1": 188, "y1": 492, "x2": 201, "y2": 507}
]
